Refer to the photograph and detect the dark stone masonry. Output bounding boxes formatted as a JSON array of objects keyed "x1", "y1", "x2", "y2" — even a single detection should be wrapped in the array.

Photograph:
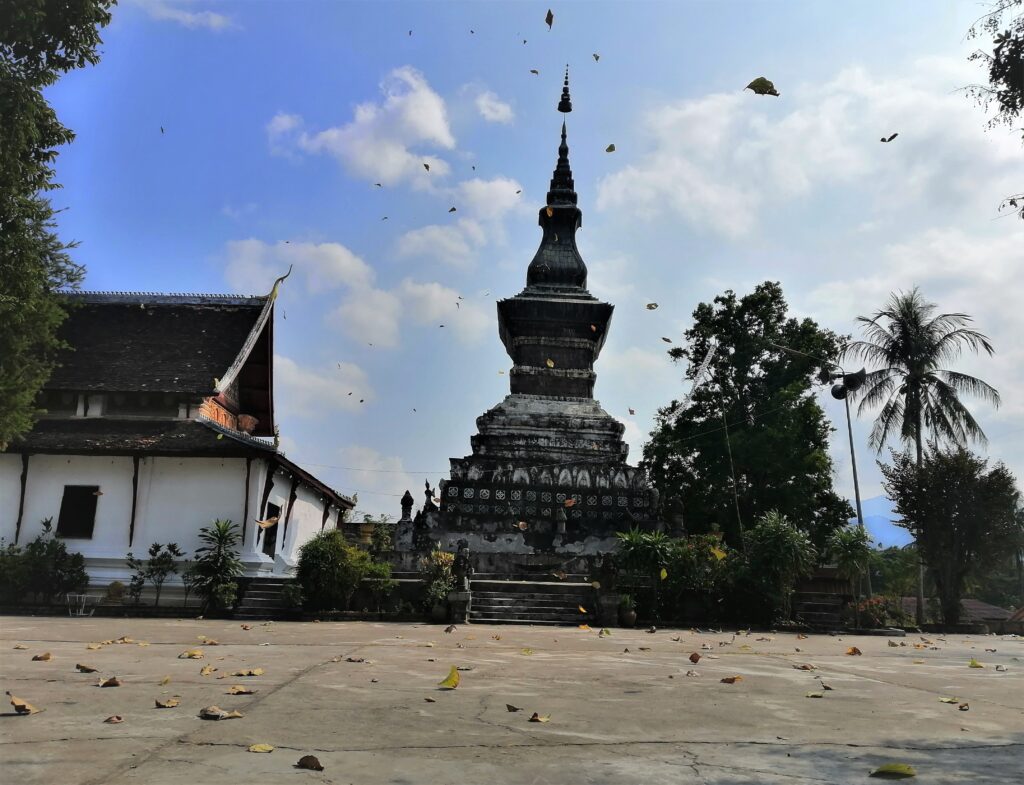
[{"x1": 395, "y1": 71, "x2": 661, "y2": 574}]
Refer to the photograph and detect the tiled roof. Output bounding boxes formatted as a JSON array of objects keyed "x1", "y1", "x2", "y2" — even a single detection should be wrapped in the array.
[
  {"x1": 900, "y1": 596, "x2": 1013, "y2": 622},
  {"x1": 46, "y1": 292, "x2": 267, "y2": 394}
]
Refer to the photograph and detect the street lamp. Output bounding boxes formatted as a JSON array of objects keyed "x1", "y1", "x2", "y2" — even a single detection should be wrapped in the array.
[{"x1": 766, "y1": 341, "x2": 872, "y2": 597}]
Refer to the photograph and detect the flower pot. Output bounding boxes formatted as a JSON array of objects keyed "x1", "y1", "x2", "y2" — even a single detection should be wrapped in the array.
[
  {"x1": 619, "y1": 608, "x2": 637, "y2": 628},
  {"x1": 430, "y1": 602, "x2": 448, "y2": 623}
]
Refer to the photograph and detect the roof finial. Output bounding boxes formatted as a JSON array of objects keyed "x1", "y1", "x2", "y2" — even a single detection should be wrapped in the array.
[{"x1": 557, "y1": 64, "x2": 572, "y2": 113}]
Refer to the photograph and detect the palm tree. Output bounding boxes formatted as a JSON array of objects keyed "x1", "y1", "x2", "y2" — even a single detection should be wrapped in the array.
[{"x1": 845, "y1": 288, "x2": 1001, "y2": 624}]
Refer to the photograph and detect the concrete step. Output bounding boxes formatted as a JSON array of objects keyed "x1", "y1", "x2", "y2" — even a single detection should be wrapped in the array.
[
  {"x1": 472, "y1": 596, "x2": 588, "y2": 609},
  {"x1": 472, "y1": 580, "x2": 596, "y2": 595},
  {"x1": 236, "y1": 597, "x2": 284, "y2": 608},
  {"x1": 469, "y1": 610, "x2": 583, "y2": 623},
  {"x1": 472, "y1": 573, "x2": 592, "y2": 582},
  {"x1": 468, "y1": 616, "x2": 569, "y2": 626},
  {"x1": 243, "y1": 590, "x2": 284, "y2": 600}
]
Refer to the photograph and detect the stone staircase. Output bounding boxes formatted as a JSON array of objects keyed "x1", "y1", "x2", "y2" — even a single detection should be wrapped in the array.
[
  {"x1": 793, "y1": 591, "x2": 844, "y2": 629},
  {"x1": 469, "y1": 574, "x2": 596, "y2": 626},
  {"x1": 234, "y1": 578, "x2": 288, "y2": 620}
]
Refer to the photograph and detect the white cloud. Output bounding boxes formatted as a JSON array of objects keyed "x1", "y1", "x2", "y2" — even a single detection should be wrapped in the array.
[
  {"x1": 596, "y1": 57, "x2": 1021, "y2": 236},
  {"x1": 273, "y1": 355, "x2": 373, "y2": 415},
  {"x1": 475, "y1": 90, "x2": 514, "y2": 124},
  {"x1": 397, "y1": 279, "x2": 490, "y2": 345},
  {"x1": 395, "y1": 221, "x2": 482, "y2": 269},
  {"x1": 133, "y1": 0, "x2": 232, "y2": 30},
  {"x1": 278, "y1": 67, "x2": 455, "y2": 187},
  {"x1": 335, "y1": 446, "x2": 418, "y2": 516},
  {"x1": 456, "y1": 177, "x2": 524, "y2": 221},
  {"x1": 223, "y1": 239, "x2": 374, "y2": 293},
  {"x1": 329, "y1": 287, "x2": 402, "y2": 348},
  {"x1": 221, "y1": 202, "x2": 257, "y2": 220}
]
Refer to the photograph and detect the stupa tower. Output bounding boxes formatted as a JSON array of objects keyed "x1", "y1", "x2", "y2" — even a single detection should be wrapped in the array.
[{"x1": 434, "y1": 69, "x2": 659, "y2": 552}]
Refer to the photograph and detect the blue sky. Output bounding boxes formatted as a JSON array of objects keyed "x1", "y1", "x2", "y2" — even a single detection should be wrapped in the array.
[{"x1": 46, "y1": 1, "x2": 1023, "y2": 541}]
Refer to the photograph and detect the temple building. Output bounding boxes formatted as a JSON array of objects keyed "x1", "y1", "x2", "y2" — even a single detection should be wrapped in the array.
[
  {"x1": 396, "y1": 72, "x2": 661, "y2": 579},
  {"x1": 0, "y1": 286, "x2": 354, "y2": 593}
]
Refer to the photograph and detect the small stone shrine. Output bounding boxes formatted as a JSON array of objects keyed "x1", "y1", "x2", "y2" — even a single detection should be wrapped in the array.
[{"x1": 395, "y1": 70, "x2": 661, "y2": 575}]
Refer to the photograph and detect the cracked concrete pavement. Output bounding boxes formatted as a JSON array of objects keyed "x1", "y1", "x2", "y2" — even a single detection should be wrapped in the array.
[{"x1": 1, "y1": 616, "x2": 1021, "y2": 784}]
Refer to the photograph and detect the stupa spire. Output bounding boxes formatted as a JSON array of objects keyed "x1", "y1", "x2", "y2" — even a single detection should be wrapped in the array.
[{"x1": 527, "y1": 67, "x2": 586, "y2": 289}]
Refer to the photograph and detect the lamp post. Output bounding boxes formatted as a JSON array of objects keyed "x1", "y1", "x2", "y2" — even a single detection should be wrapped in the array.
[{"x1": 766, "y1": 341, "x2": 872, "y2": 597}]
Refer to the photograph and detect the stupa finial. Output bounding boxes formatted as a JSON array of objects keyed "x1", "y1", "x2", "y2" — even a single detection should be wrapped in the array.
[{"x1": 557, "y1": 65, "x2": 572, "y2": 113}]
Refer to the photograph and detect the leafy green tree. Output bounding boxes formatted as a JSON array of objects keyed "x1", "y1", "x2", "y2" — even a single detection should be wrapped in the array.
[
  {"x1": 21, "y1": 518, "x2": 88, "y2": 603},
  {"x1": 0, "y1": 0, "x2": 114, "y2": 448},
  {"x1": 192, "y1": 520, "x2": 243, "y2": 612},
  {"x1": 738, "y1": 510, "x2": 817, "y2": 623},
  {"x1": 642, "y1": 282, "x2": 852, "y2": 549},
  {"x1": 882, "y1": 448, "x2": 1022, "y2": 625},
  {"x1": 964, "y1": 0, "x2": 1023, "y2": 218},
  {"x1": 296, "y1": 530, "x2": 373, "y2": 612},
  {"x1": 145, "y1": 543, "x2": 183, "y2": 607}
]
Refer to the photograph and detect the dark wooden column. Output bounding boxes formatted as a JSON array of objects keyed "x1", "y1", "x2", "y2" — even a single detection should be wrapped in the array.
[
  {"x1": 14, "y1": 454, "x2": 29, "y2": 544},
  {"x1": 256, "y1": 460, "x2": 275, "y2": 545},
  {"x1": 128, "y1": 456, "x2": 140, "y2": 546}
]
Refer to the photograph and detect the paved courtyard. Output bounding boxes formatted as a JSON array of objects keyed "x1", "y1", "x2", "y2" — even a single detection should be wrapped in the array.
[{"x1": 0, "y1": 616, "x2": 1021, "y2": 784}]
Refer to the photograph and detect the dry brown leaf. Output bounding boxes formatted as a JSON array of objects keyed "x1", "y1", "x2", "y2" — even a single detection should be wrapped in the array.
[
  {"x1": 227, "y1": 685, "x2": 256, "y2": 695},
  {"x1": 444, "y1": 624, "x2": 456, "y2": 633},
  {"x1": 506, "y1": 704, "x2": 523, "y2": 712},
  {"x1": 6, "y1": 691, "x2": 42, "y2": 715},
  {"x1": 545, "y1": 206, "x2": 553, "y2": 217},
  {"x1": 199, "y1": 705, "x2": 243, "y2": 720},
  {"x1": 689, "y1": 652, "x2": 701, "y2": 664},
  {"x1": 200, "y1": 664, "x2": 216, "y2": 676},
  {"x1": 491, "y1": 634, "x2": 502, "y2": 641},
  {"x1": 97, "y1": 676, "x2": 121, "y2": 688},
  {"x1": 32, "y1": 652, "x2": 52, "y2": 661},
  {"x1": 797, "y1": 633, "x2": 808, "y2": 640},
  {"x1": 528, "y1": 712, "x2": 550, "y2": 723},
  {"x1": 155, "y1": 697, "x2": 180, "y2": 708},
  {"x1": 231, "y1": 668, "x2": 264, "y2": 676},
  {"x1": 159, "y1": 675, "x2": 171, "y2": 685},
  {"x1": 846, "y1": 646, "x2": 862, "y2": 656},
  {"x1": 793, "y1": 663, "x2": 817, "y2": 671},
  {"x1": 545, "y1": 8, "x2": 553, "y2": 28},
  {"x1": 86, "y1": 643, "x2": 102, "y2": 650},
  {"x1": 248, "y1": 743, "x2": 274, "y2": 753},
  {"x1": 720, "y1": 676, "x2": 743, "y2": 684},
  {"x1": 240, "y1": 624, "x2": 252, "y2": 630},
  {"x1": 115, "y1": 636, "x2": 133, "y2": 644},
  {"x1": 179, "y1": 648, "x2": 204, "y2": 659},
  {"x1": 958, "y1": 703, "x2": 970, "y2": 711},
  {"x1": 76, "y1": 663, "x2": 99, "y2": 673},
  {"x1": 103, "y1": 715, "x2": 123, "y2": 723},
  {"x1": 12, "y1": 644, "x2": 27, "y2": 650},
  {"x1": 605, "y1": 143, "x2": 616, "y2": 153},
  {"x1": 295, "y1": 755, "x2": 324, "y2": 771}
]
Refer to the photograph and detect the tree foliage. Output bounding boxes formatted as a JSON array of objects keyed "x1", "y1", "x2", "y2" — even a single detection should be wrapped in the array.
[
  {"x1": 192, "y1": 520, "x2": 243, "y2": 612},
  {"x1": 845, "y1": 288, "x2": 1000, "y2": 463},
  {"x1": 0, "y1": 0, "x2": 114, "y2": 448},
  {"x1": 296, "y1": 530, "x2": 374, "y2": 612},
  {"x1": 642, "y1": 281, "x2": 852, "y2": 549},
  {"x1": 964, "y1": 0, "x2": 1024, "y2": 218},
  {"x1": 882, "y1": 448, "x2": 1022, "y2": 625}
]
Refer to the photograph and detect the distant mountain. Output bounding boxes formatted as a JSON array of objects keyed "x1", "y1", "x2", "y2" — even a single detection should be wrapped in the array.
[{"x1": 849, "y1": 495, "x2": 914, "y2": 548}]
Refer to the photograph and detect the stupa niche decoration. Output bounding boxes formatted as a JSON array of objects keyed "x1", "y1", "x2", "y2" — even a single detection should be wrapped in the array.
[{"x1": 397, "y1": 70, "x2": 659, "y2": 568}]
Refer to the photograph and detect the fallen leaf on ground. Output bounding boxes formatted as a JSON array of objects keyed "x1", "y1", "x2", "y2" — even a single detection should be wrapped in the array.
[
  {"x1": 599, "y1": 628, "x2": 611, "y2": 638},
  {"x1": 137, "y1": 641, "x2": 149, "y2": 647},
  {"x1": 32, "y1": 652, "x2": 52, "y2": 661},
  {"x1": 231, "y1": 668, "x2": 264, "y2": 676},
  {"x1": 159, "y1": 675, "x2": 171, "y2": 685},
  {"x1": 506, "y1": 703, "x2": 523, "y2": 712},
  {"x1": 13, "y1": 644, "x2": 27, "y2": 650},
  {"x1": 870, "y1": 762, "x2": 916, "y2": 778},
  {"x1": 240, "y1": 624, "x2": 252, "y2": 630},
  {"x1": 996, "y1": 664, "x2": 1008, "y2": 672},
  {"x1": 227, "y1": 685, "x2": 256, "y2": 695},
  {"x1": 689, "y1": 652, "x2": 701, "y2": 664},
  {"x1": 685, "y1": 669, "x2": 700, "y2": 677},
  {"x1": 103, "y1": 715, "x2": 123, "y2": 723},
  {"x1": 805, "y1": 691, "x2": 824, "y2": 698},
  {"x1": 7, "y1": 692, "x2": 42, "y2": 715},
  {"x1": 520, "y1": 648, "x2": 534, "y2": 655},
  {"x1": 938, "y1": 697, "x2": 960, "y2": 704},
  {"x1": 444, "y1": 625, "x2": 456, "y2": 633},
  {"x1": 968, "y1": 658, "x2": 984, "y2": 668},
  {"x1": 797, "y1": 633, "x2": 808, "y2": 640},
  {"x1": 846, "y1": 646, "x2": 862, "y2": 656},
  {"x1": 958, "y1": 703, "x2": 970, "y2": 711},
  {"x1": 913, "y1": 659, "x2": 925, "y2": 664},
  {"x1": 199, "y1": 705, "x2": 243, "y2": 720},
  {"x1": 115, "y1": 636, "x2": 133, "y2": 644},
  {"x1": 424, "y1": 697, "x2": 436, "y2": 703},
  {"x1": 248, "y1": 743, "x2": 274, "y2": 753},
  {"x1": 821, "y1": 683, "x2": 834, "y2": 691},
  {"x1": 97, "y1": 676, "x2": 121, "y2": 688},
  {"x1": 179, "y1": 649, "x2": 204, "y2": 659},
  {"x1": 438, "y1": 666, "x2": 460, "y2": 689},
  {"x1": 647, "y1": 626, "x2": 657, "y2": 634},
  {"x1": 528, "y1": 712, "x2": 550, "y2": 722},
  {"x1": 456, "y1": 666, "x2": 473, "y2": 672},
  {"x1": 793, "y1": 663, "x2": 816, "y2": 671},
  {"x1": 720, "y1": 676, "x2": 743, "y2": 684},
  {"x1": 76, "y1": 663, "x2": 99, "y2": 673},
  {"x1": 155, "y1": 697, "x2": 180, "y2": 708},
  {"x1": 578, "y1": 624, "x2": 591, "y2": 631},
  {"x1": 86, "y1": 643, "x2": 102, "y2": 650},
  {"x1": 200, "y1": 665, "x2": 216, "y2": 676},
  {"x1": 295, "y1": 755, "x2": 324, "y2": 771},
  {"x1": 491, "y1": 634, "x2": 501, "y2": 641}
]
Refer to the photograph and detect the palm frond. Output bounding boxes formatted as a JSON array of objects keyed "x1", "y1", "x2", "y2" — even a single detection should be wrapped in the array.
[
  {"x1": 932, "y1": 327, "x2": 996, "y2": 362},
  {"x1": 935, "y1": 370, "x2": 1001, "y2": 406},
  {"x1": 867, "y1": 396, "x2": 906, "y2": 452},
  {"x1": 928, "y1": 377, "x2": 989, "y2": 446}
]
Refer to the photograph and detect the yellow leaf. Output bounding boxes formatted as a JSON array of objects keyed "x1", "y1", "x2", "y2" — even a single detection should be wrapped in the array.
[
  {"x1": 179, "y1": 648, "x2": 204, "y2": 659},
  {"x1": 76, "y1": 663, "x2": 99, "y2": 673},
  {"x1": 968, "y1": 658, "x2": 984, "y2": 668},
  {"x1": 159, "y1": 675, "x2": 171, "y2": 685},
  {"x1": 32, "y1": 652, "x2": 52, "y2": 661},
  {"x1": 578, "y1": 605, "x2": 587, "y2": 614},
  {"x1": 545, "y1": 358, "x2": 555, "y2": 368},
  {"x1": 227, "y1": 685, "x2": 256, "y2": 695},
  {"x1": 86, "y1": 643, "x2": 102, "y2": 650},
  {"x1": 805, "y1": 692, "x2": 824, "y2": 698},
  {"x1": 913, "y1": 659, "x2": 925, "y2": 664},
  {"x1": 578, "y1": 624, "x2": 591, "y2": 631},
  {"x1": 591, "y1": 581, "x2": 601, "y2": 589},
  {"x1": 545, "y1": 206, "x2": 553, "y2": 217},
  {"x1": 155, "y1": 697, "x2": 180, "y2": 708},
  {"x1": 137, "y1": 641, "x2": 150, "y2": 647},
  {"x1": 938, "y1": 697, "x2": 959, "y2": 704},
  {"x1": 599, "y1": 628, "x2": 611, "y2": 638},
  {"x1": 438, "y1": 666, "x2": 460, "y2": 689},
  {"x1": 6, "y1": 691, "x2": 42, "y2": 715},
  {"x1": 870, "y1": 763, "x2": 917, "y2": 778},
  {"x1": 520, "y1": 648, "x2": 534, "y2": 656},
  {"x1": 660, "y1": 567, "x2": 668, "y2": 580},
  {"x1": 97, "y1": 676, "x2": 121, "y2": 688},
  {"x1": 846, "y1": 646, "x2": 863, "y2": 656},
  {"x1": 248, "y1": 743, "x2": 274, "y2": 753},
  {"x1": 115, "y1": 636, "x2": 133, "y2": 644},
  {"x1": 200, "y1": 664, "x2": 216, "y2": 676},
  {"x1": 710, "y1": 546, "x2": 727, "y2": 561},
  {"x1": 13, "y1": 644, "x2": 27, "y2": 650},
  {"x1": 528, "y1": 712, "x2": 550, "y2": 722}
]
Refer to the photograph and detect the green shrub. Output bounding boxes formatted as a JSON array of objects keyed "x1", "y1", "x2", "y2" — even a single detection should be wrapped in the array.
[
  {"x1": 419, "y1": 549, "x2": 455, "y2": 610},
  {"x1": 0, "y1": 541, "x2": 28, "y2": 604},
  {"x1": 365, "y1": 561, "x2": 397, "y2": 613},
  {"x1": 103, "y1": 581, "x2": 126, "y2": 604},
  {"x1": 737, "y1": 510, "x2": 818, "y2": 624},
  {"x1": 280, "y1": 581, "x2": 303, "y2": 608},
  {"x1": 296, "y1": 530, "x2": 373, "y2": 612},
  {"x1": 22, "y1": 519, "x2": 88, "y2": 603},
  {"x1": 659, "y1": 534, "x2": 732, "y2": 620},
  {"x1": 193, "y1": 520, "x2": 243, "y2": 612}
]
